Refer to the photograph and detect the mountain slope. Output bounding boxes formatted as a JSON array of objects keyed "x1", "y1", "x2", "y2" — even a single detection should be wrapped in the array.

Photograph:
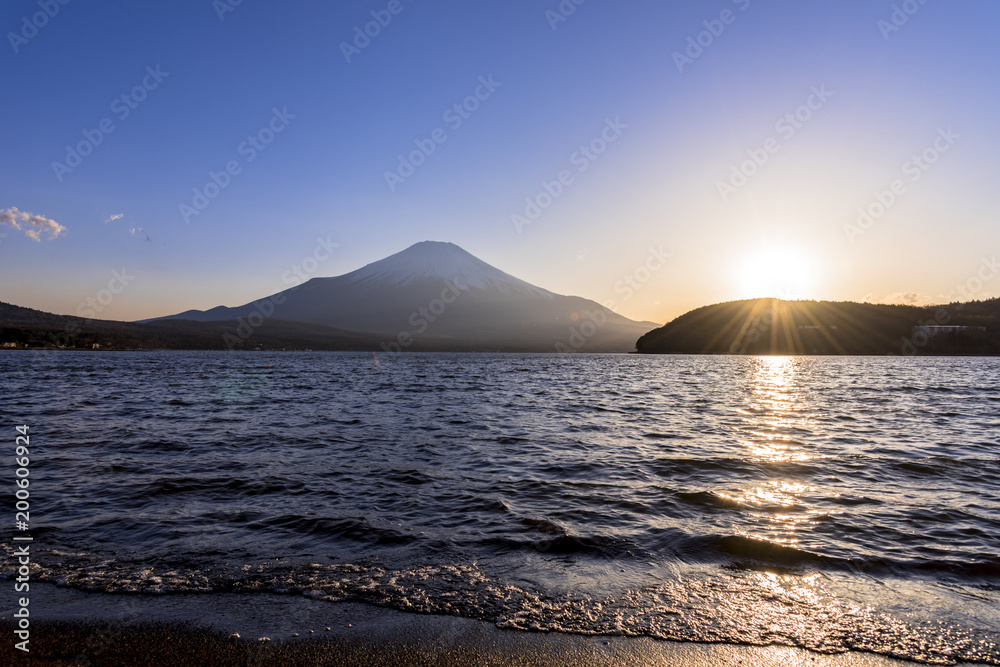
[
  {"x1": 0, "y1": 301, "x2": 379, "y2": 351},
  {"x1": 342, "y1": 240, "x2": 552, "y2": 295},
  {"x1": 635, "y1": 298, "x2": 1000, "y2": 355},
  {"x1": 151, "y1": 241, "x2": 657, "y2": 352}
]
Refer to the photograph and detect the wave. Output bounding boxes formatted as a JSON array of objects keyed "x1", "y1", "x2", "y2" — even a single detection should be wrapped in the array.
[{"x1": 2, "y1": 544, "x2": 996, "y2": 666}]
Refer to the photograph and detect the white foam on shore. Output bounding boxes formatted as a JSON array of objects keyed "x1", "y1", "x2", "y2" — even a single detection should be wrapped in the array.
[
  {"x1": 6, "y1": 582, "x2": 983, "y2": 667},
  {"x1": 3, "y1": 544, "x2": 997, "y2": 665}
]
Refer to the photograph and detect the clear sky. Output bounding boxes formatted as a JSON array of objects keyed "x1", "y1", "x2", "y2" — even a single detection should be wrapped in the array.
[{"x1": 2, "y1": 0, "x2": 998, "y2": 324}]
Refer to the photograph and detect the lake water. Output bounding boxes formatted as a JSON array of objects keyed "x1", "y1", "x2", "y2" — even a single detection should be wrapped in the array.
[{"x1": 2, "y1": 351, "x2": 998, "y2": 665}]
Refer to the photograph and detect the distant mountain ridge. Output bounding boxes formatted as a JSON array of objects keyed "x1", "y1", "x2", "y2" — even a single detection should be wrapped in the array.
[
  {"x1": 0, "y1": 300, "x2": 379, "y2": 351},
  {"x1": 151, "y1": 241, "x2": 656, "y2": 352},
  {"x1": 636, "y1": 297, "x2": 1000, "y2": 355},
  {"x1": 6, "y1": 295, "x2": 1000, "y2": 355}
]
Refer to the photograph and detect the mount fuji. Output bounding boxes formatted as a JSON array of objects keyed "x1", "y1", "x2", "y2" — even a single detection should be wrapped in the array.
[{"x1": 151, "y1": 241, "x2": 657, "y2": 352}]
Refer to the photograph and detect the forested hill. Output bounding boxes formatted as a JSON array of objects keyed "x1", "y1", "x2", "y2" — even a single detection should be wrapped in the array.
[
  {"x1": 635, "y1": 298, "x2": 1000, "y2": 355},
  {"x1": 0, "y1": 301, "x2": 377, "y2": 351}
]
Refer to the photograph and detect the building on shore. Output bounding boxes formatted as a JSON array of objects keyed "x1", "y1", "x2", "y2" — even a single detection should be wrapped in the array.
[{"x1": 912, "y1": 325, "x2": 987, "y2": 337}]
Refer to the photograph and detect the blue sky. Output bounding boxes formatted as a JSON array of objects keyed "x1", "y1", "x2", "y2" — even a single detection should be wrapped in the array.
[{"x1": 2, "y1": 0, "x2": 999, "y2": 323}]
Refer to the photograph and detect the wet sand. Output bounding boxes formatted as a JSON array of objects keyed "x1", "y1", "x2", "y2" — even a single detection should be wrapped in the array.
[{"x1": 1, "y1": 584, "x2": 973, "y2": 666}]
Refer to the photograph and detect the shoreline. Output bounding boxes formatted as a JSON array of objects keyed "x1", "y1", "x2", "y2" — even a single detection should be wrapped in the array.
[
  {"x1": 2, "y1": 584, "x2": 977, "y2": 667},
  {"x1": 3, "y1": 348, "x2": 1000, "y2": 357}
]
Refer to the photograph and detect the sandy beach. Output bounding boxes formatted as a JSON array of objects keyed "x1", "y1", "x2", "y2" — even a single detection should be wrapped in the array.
[{"x1": 3, "y1": 583, "x2": 976, "y2": 667}]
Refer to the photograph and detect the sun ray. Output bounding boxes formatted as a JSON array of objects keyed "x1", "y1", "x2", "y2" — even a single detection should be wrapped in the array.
[{"x1": 737, "y1": 247, "x2": 816, "y2": 300}]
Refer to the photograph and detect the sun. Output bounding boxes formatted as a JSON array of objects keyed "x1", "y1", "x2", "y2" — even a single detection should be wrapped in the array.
[{"x1": 737, "y1": 247, "x2": 815, "y2": 300}]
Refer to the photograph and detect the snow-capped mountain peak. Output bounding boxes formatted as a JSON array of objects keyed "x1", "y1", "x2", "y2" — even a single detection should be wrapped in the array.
[
  {"x1": 342, "y1": 241, "x2": 552, "y2": 296},
  {"x1": 147, "y1": 240, "x2": 654, "y2": 351}
]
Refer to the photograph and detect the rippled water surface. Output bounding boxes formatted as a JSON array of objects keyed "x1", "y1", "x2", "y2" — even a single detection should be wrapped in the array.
[{"x1": 2, "y1": 352, "x2": 999, "y2": 664}]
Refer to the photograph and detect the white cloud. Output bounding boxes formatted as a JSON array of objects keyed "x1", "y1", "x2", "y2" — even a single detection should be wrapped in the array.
[
  {"x1": 0, "y1": 209, "x2": 20, "y2": 227},
  {"x1": 130, "y1": 227, "x2": 152, "y2": 243},
  {"x1": 105, "y1": 213, "x2": 125, "y2": 223},
  {"x1": 877, "y1": 291, "x2": 935, "y2": 306},
  {"x1": 0, "y1": 207, "x2": 67, "y2": 241}
]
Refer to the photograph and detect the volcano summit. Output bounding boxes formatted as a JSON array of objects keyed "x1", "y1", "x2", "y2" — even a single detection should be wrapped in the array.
[{"x1": 151, "y1": 241, "x2": 656, "y2": 352}]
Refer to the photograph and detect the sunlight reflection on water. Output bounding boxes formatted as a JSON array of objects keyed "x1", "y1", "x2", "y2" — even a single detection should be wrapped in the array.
[{"x1": 0, "y1": 351, "x2": 997, "y2": 664}]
